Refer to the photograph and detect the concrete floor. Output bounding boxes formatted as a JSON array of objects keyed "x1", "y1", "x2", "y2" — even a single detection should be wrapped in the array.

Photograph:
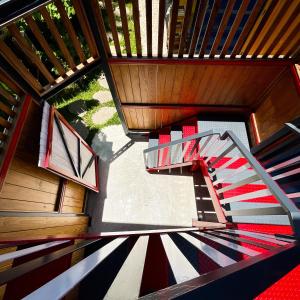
[{"x1": 86, "y1": 125, "x2": 197, "y2": 232}]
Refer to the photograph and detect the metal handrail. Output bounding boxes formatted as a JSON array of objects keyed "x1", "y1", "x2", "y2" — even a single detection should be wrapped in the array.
[
  {"x1": 143, "y1": 128, "x2": 300, "y2": 237},
  {"x1": 220, "y1": 130, "x2": 300, "y2": 237},
  {"x1": 143, "y1": 129, "x2": 218, "y2": 153}
]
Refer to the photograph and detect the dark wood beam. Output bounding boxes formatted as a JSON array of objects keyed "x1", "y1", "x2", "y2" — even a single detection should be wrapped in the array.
[
  {"x1": 108, "y1": 58, "x2": 293, "y2": 66},
  {"x1": 122, "y1": 103, "x2": 251, "y2": 114}
]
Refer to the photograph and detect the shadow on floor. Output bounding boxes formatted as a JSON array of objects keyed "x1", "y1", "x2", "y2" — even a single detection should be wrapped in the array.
[
  {"x1": 147, "y1": 165, "x2": 219, "y2": 223},
  {"x1": 148, "y1": 166, "x2": 194, "y2": 176},
  {"x1": 109, "y1": 139, "x2": 135, "y2": 163},
  {"x1": 86, "y1": 133, "x2": 135, "y2": 230},
  {"x1": 96, "y1": 222, "x2": 190, "y2": 232},
  {"x1": 192, "y1": 170, "x2": 218, "y2": 222}
]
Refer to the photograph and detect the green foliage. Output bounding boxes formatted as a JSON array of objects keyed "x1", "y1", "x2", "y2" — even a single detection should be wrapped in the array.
[
  {"x1": 49, "y1": 69, "x2": 120, "y2": 143},
  {"x1": 47, "y1": 0, "x2": 75, "y2": 19}
]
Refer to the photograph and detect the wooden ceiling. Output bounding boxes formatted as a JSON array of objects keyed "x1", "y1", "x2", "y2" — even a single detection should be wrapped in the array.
[
  {"x1": 111, "y1": 62, "x2": 287, "y2": 106},
  {"x1": 110, "y1": 61, "x2": 289, "y2": 130}
]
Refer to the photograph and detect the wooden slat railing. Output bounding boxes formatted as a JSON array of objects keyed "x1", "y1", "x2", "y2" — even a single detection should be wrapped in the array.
[
  {"x1": 89, "y1": 0, "x2": 299, "y2": 60},
  {"x1": 0, "y1": 0, "x2": 299, "y2": 102},
  {"x1": 0, "y1": 69, "x2": 23, "y2": 167},
  {"x1": 0, "y1": 0, "x2": 100, "y2": 97}
]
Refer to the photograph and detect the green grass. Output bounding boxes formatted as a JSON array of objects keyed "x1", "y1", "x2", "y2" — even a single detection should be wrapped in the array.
[
  {"x1": 48, "y1": 70, "x2": 121, "y2": 144},
  {"x1": 83, "y1": 100, "x2": 121, "y2": 130},
  {"x1": 52, "y1": 79, "x2": 105, "y2": 109}
]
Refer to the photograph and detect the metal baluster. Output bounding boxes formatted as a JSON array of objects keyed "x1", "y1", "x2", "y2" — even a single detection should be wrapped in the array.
[
  {"x1": 209, "y1": 143, "x2": 236, "y2": 167},
  {"x1": 200, "y1": 135, "x2": 219, "y2": 158},
  {"x1": 213, "y1": 162, "x2": 251, "y2": 186},
  {"x1": 204, "y1": 137, "x2": 230, "y2": 163},
  {"x1": 179, "y1": 141, "x2": 191, "y2": 162},
  {"x1": 186, "y1": 138, "x2": 200, "y2": 161}
]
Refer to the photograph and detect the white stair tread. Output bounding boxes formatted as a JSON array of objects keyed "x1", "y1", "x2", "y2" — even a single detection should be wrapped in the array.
[
  {"x1": 170, "y1": 130, "x2": 183, "y2": 164},
  {"x1": 197, "y1": 120, "x2": 250, "y2": 157},
  {"x1": 23, "y1": 237, "x2": 128, "y2": 300},
  {"x1": 161, "y1": 234, "x2": 199, "y2": 283},
  {"x1": 147, "y1": 138, "x2": 158, "y2": 168},
  {"x1": 194, "y1": 232, "x2": 260, "y2": 256},
  {"x1": 178, "y1": 232, "x2": 236, "y2": 267},
  {"x1": 221, "y1": 229, "x2": 288, "y2": 245},
  {"x1": 104, "y1": 236, "x2": 149, "y2": 300}
]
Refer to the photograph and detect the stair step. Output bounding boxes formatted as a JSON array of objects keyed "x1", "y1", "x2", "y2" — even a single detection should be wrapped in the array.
[
  {"x1": 104, "y1": 236, "x2": 149, "y2": 299},
  {"x1": 161, "y1": 234, "x2": 199, "y2": 283},
  {"x1": 197, "y1": 120, "x2": 250, "y2": 150},
  {"x1": 182, "y1": 125, "x2": 198, "y2": 162},
  {"x1": 255, "y1": 264, "x2": 300, "y2": 299},
  {"x1": 147, "y1": 138, "x2": 158, "y2": 168},
  {"x1": 158, "y1": 134, "x2": 171, "y2": 167},
  {"x1": 178, "y1": 232, "x2": 236, "y2": 267},
  {"x1": 25, "y1": 237, "x2": 128, "y2": 300},
  {"x1": 198, "y1": 211, "x2": 219, "y2": 222},
  {"x1": 194, "y1": 232, "x2": 260, "y2": 256},
  {"x1": 170, "y1": 130, "x2": 183, "y2": 164}
]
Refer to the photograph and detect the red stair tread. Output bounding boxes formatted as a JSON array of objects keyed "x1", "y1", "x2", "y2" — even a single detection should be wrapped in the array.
[
  {"x1": 255, "y1": 264, "x2": 300, "y2": 300},
  {"x1": 235, "y1": 224, "x2": 293, "y2": 235},
  {"x1": 158, "y1": 134, "x2": 171, "y2": 166},
  {"x1": 183, "y1": 125, "x2": 197, "y2": 161},
  {"x1": 209, "y1": 157, "x2": 249, "y2": 169},
  {"x1": 221, "y1": 184, "x2": 279, "y2": 204}
]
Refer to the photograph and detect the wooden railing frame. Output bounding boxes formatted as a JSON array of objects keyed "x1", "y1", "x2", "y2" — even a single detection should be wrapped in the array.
[
  {"x1": 0, "y1": 94, "x2": 31, "y2": 192},
  {"x1": 0, "y1": 227, "x2": 198, "y2": 244}
]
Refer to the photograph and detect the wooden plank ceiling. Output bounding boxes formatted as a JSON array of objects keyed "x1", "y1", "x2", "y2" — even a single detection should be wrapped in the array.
[{"x1": 110, "y1": 62, "x2": 288, "y2": 130}]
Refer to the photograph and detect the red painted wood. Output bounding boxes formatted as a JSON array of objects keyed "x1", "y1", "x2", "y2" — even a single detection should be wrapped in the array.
[
  {"x1": 290, "y1": 64, "x2": 300, "y2": 97},
  {"x1": 44, "y1": 107, "x2": 99, "y2": 192},
  {"x1": 4, "y1": 241, "x2": 73, "y2": 299},
  {"x1": 139, "y1": 235, "x2": 169, "y2": 296},
  {"x1": 250, "y1": 113, "x2": 261, "y2": 145},
  {"x1": 0, "y1": 95, "x2": 31, "y2": 192}
]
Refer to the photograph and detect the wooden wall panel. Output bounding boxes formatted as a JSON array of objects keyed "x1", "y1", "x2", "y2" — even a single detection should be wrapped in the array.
[
  {"x1": 0, "y1": 216, "x2": 88, "y2": 298},
  {"x1": 61, "y1": 181, "x2": 86, "y2": 213},
  {"x1": 113, "y1": 61, "x2": 288, "y2": 130},
  {"x1": 0, "y1": 101, "x2": 86, "y2": 213},
  {"x1": 255, "y1": 69, "x2": 300, "y2": 140},
  {"x1": 111, "y1": 63, "x2": 286, "y2": 107},
  {"x1": 122, "y1": 107, "x2": 233, "y2": 130}
]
